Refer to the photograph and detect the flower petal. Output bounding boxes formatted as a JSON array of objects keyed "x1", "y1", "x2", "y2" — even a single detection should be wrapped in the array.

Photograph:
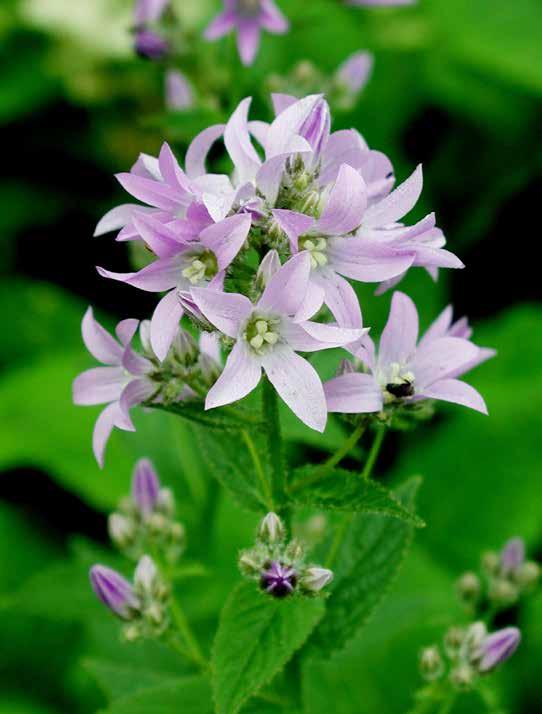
[
  {"x1": 313, "y1": 269, "x2": 363, "y2": 328},
  {"x1": 324, "y1": 373, "x2": 382, "y2": 413},
  {"x1": 203, "y1": 10, "x2": 236, "y2": 39},
  {"x1": 261, "y1": 345, "x2": 327, "y2": 432},
  {"x1": 97, "y1": 255, "x2": 181, "y2": 292},
  {"x1": 363, "y1": 164, "x2": 423, "y2": 228},
  {"x1": 115, "y1": 173, "x2": 180, "y2": 212},
  {"x1": 224, "y1": 97, "x2": 261, "y2": 183},
  {"x1": 418, "y1": 378, "x2": 488, "y2": 415},
  {"x1": 132, "y1": 211, "x2": 186, "y2": 257},
  {"x1": 190, "y1": 288, "x2": 252, "y2": 337},
  {"x1": 265, "y1": 94, "x2": 322, "y2": 159},
  {"x1": 271, "y1": 209, "x2": 314, "y2": 252},
  {"x1": 94, "y1": 204, "x2": 141, "y2": 237},
  {"x1": 260, "y1": 0, "x2": 289, "y2": 33},
  {"x1": 119, "y1": 378, "x2": 157, "y2": 418},
  {"x1": 185, "y1": 124, "x2": 226, "y2": 178},
  {"x1": 327, "y1": 237, "x2": 415, "y2": 282},
  {"x1": 82, "y1": 307, "x2": 122, "y2": 365},
  {"x1": 413, "y1": 336, "x2": 480, "y2": 389},
  {"x1": 199, "y1": 213, "x2": 251, "y2": 270},
  {"x1": 271, "y1": 93, "x2": 297, "y2": 115},
  {"x1": 73, "y1": 367, "x2": 125, "y2": 406},
  {"x1": 150, "y1": 289, "x2": 185, "y2": 362},
  {"x1": 237, "y1": 20, "x2": 261, "y2": 66},
  {"x1": 205, "y1": 340, "x2": 261, "y2": 409},
  {"x1": 93, "y1": 402, "x2": 134, "y2": 469},
  {"x1": 116, "y1": 319, "x2": 139, "y2": 347},
  {"x1": 379, "y1": 291, "x2": 419, "y2": 367},
  {"x1": 258, "y1": 252, "x2": 311, "y2": 316}
]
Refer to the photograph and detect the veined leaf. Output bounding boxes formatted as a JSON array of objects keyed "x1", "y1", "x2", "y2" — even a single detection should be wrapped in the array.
[
  {"x1": 153, "y1": 401, "x2": 263, "y2": 432},
  {"x1": 309, "y1": 477, "x2": 422, "y2": 657},
  {"x1": 212, "y1": 582, "x2": 325, "y2": 714},
  {"x1": 288, "y1": 466, "x2": 424, "y2": 527}
]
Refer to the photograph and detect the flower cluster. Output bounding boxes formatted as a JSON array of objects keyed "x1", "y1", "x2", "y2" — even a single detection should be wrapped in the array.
[
  {"x1": 90, "y1": 555, "x2": 171, "y2": 640},
  {"x1": 109, "y1": 458, "x2": 185, "y2": 563},
  {"x1": 239, "y1": 512, "x2": 333, "y2": 598},
  {"x1": 420, "y1": 622, "x2": 521, "y2": 690},
  {"x1": 457, "y1": 537, "x2": 540, "y2": 610}
]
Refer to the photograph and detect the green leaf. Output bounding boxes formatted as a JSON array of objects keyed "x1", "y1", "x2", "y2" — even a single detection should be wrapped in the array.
[
  {"x1": 154, "y1": 401, "x2": 263, "y2": 432},
  {"x1": 212, "y1": 582, "x2": 325, "y2": 714},
  {"x1": 288, "y1": 466, "x2": 425, "y2": 527},
  {"x1": 309, "y1": 477, "x2": 421, "y2": 658},
  {"x1": 101, "y1": 675, "x2": 212, "y2": 714},
  {"x1": 194, "y1": 426, "x2": 269, "y2": 512},
  {"x1": 84, "y1": 659, "x2": 178, "y2": 703}
]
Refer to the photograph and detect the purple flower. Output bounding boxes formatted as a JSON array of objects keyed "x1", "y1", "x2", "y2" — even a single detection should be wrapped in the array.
[
  {"x1": 500, "y1": 538, "x2": 525, "y2": 576},
  {"x1": 476, "y1": 627, "x2": 521, "y2": 673},
  {"x1": 165, "y1": 69, "x2": 194, "y2": 110},
  {"x1": 133, "y1": 0, "x2": 170, "y2": 59},
  {"x1": 72, "y1": 308, "x2": 157, "y2": 467},
  {"x1": 90, "y1": 565, "x2": 140, "y2": 619},
  {"x1": 132, "y1": 458, "x2": 160, "y2": 515},
  {"x1": 260, "y1": 561, "x2": 297, "y2": 598},
  {"x1": 325, "y1": 291, "x2": 494, "y2": 416},
  {"x1": 190, "y1": 253, "x2": 365, "y2": 431},
  {"x1": 335, "y1": 51, "x2": 373, "y2": 96},
  {"x1": 204, "y1": 0, "x2": 289, "y2": 66}
]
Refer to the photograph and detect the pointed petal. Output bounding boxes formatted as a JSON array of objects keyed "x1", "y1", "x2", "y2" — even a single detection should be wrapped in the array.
[
  {"x1": 150, "y1": 289, "x2": 185, "y2": 361},
  {"x1": 190, "y1": 288, "x2": 252, "y2": 337},
  {"x1": 206, "y1": 340, "x2": 261, "y2": 409},
  {"x1": 115, "y1": 173, "x2": 180, "y2": 212},
  {"x1": 271, "y1": 209, "x2": 314, "y2": 251},
  {"x1": 419, "y1": 378, "x2": 488, "y2": 415},
  {"x1": 324, "y1": 373, "x2": 382, "y2": 413},
  {"x1": 379, "y1": 291, "x2": 419, "y2": 367},
  {"x1": 300, "y1": 320, "x2": 366, "y2": 346},
  {"x1": 265, "y1": 94, "x2": 322, "y2": 158},
  {"x1": 185, "y1": 124, "x2": 225, "y2": 178},
  {"x1": 158, "y1": 143, "x2": 192, "y2": 193},
  {"x1": 199, "y1": 213, "x2": 251, "y2": 270},
  {"x1": 237, "y1": 21, "x2": 261, "y2": 66},
  {"x1": 271, "y1": 93, "x2": 297, "y2": 115},
  {"x1": 413, "y1": 336, "x2": 480, "y2": 389},
  {"x1": 122, "y1": 345, "x2": 153, "y2": 375},
  {"x1": 258, "y1": 252, "x2": 311, "y2": 316},
  {"x1": 116, "y1": 319, "x2": 139, "y2": 346},
  {"x1": 203, "y1": 10, "x2": 236, "y2": 39},
  {"x1": 261, "y1": 345, "x2": 327, "y2": 432},
  {"x1": 319, "y1": 129, "x2": 368, "y2": 186},
  {"x1": 293, "y1": 278, "x2": 325, "y2": 322},
  {"x1": 94, "y1": 204, "x2": 141, "y2": 237},
  {"x1": 93, "y1": 402, "x2": 134, "y2": 469},
  {"x1": 132, "y1": 211, "x2": 186, "y2": 257},
  {"x1": 363, "y1": 164, "x2": 423, "y2": 228},
  {"x1": 73, "y1": 367, "x2": 125, "y2": 405},
  {"x1": 119, "y1": 378, "x2": 156, "y2": 418},
  {"x1": 260, "y1": 0, "x2": 289, "y2": 33},
  {"x1": 313, "y1": 269, "x2": 362, "y2": 328},
  {"x1": 327, "y1": 237, "x2": 415, "y2": 282},
  {"x1": 82, "y1": 307, "x2": 122, "y2": 365},
  {"x1": 418, "y1": 305, "x2": 453, "y2": 348},
  {"x1": 224, "y1": 97, "x2": 261, "y2": 183},
  {"x1": 97, "y1": 255, "x2": 181, "y2": 292}
]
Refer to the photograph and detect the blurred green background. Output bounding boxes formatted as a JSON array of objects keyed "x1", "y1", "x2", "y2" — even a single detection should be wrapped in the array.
[{"x1": 0, "y1": 0, "x2": 541, "y2": 712}]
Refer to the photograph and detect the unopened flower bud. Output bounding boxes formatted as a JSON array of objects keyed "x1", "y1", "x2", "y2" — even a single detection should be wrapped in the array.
[
  {"x1": 450, "y1": 663, "x2": 475, "y2": 690},
  {"x1": 294, "y1": 60, "x2": 316, "y2": 83},
  {"x1": 145, "y1": 602, "x2": 165, "y2": 626},
  {"x1": 475, "y1": 627, "x2": 521, "y2": 673},
  {"x1": 482, "y1": 550, "x2": 499, "y2": 574},
  {"x1": 239, "y1": 551, "x2": 261, "y2": 576},
  {"x1": 464, "y1": 622, "x2": 487, "y2": 653},
  {"x1": 165, "y1": 69, "x2": 194, "y2": 111},
  {"x1": 302, "y1": 567, "x2": 333, "y2": 593},
  {"x1": 489, "y1": 578, "x2": 519, "y2": 605},
  {"x1": 444, "y1": 626, "x2": 465, "y2": 657},
  {"x1": 457, "y1": 571, "x2": 481, "y2": 602},
  {"x1": 149, "y1": 513, "x2": 168, "y2": 534},
  {"x1": 108, "y1": 513, "x2": 135, "y2": 548},
  {"x1": 500, "y1": 537, "x2": 525, "y2": 575},
  {"x1": 134, "y1": 555, "x2": 158, "y2": 594},
  {"x1": 157, "y1": 487, "x2": 175, "y2": 517},
  {"x1": 139, "y1": 320, "x2": 153, "y2": 355},
  {"x1": 256, "y1": 250, "x2": 281, "y2": 288},
  {"x1": 516, "y1": 561, "x2": 540, "y2": 589},
  {"x1": 335, "y1": 51, "x2": 373, "y2": 96},
  {"x1": 89, "y1": 565, "x2": 140, "y2": 620},
  {"x1": 122, "y1": 623, "x2": 142, "y2": 642},
  {"x1": 299, "y1": 97, "x2": 330, "y2": 159},
  {"x1": 284, "y1": 539, "x2": 305, "y2": 562},
  {"x1": 258, "y1": 512, "x2": 285, "y2": 544},
  {"x1": 419, "y1": 646, "x2": 444, "y2": 681},
  {"x1": 336, "y1": 359, "x2": 356, "y2": 376},
  {"x1": 134, "y1": 28, "x2": 169, "y2": 60},
  {"x1": 169, "y1": 522, "x2": 185, "y2": 543},
  {"x1": 132, "y1": 459, "x2": 160, "y2": 517},
  {"x1": 173, "y1": 329, "x2": 198, "y2": 366}
]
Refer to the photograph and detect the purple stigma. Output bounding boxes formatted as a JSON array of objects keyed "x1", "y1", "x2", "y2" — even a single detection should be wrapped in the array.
[{"x1": 260, "y1": 561, "x2": 297, "y2": 598}]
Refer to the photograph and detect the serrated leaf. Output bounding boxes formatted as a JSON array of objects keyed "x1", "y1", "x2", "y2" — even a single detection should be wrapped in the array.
[
  {"x1": 309, "y1": 477, "x2": 421, "y2": 657},
  {"x1": 101, "y1": 675, "x2": 212, "y2": 714},
  {"x1": 195, "y1": 427, "x2": 270, "y2": 513},
  {"x1": 154, "y1": 401, "x2": 263, "y2": 432},
  {"x1": 213, "y1": 582, "x2": 325, "y2": 714},
  {"x1": 288, "y1": 466, "x2": 424, "y2": 527}
]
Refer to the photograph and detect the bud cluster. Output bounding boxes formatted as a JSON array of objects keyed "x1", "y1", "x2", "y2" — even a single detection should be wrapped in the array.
[
  {"x1": 457, "y1": 537, "x2": 540, "y2": 611},
  {"x1": 420, "y1": 622, "x2": 521, "y2": 691},
  {"x1": 90, "y1": 555, "x2": 171, "y2": 641},
  {"x1": 238, "y1": 513, "x2": 333, "y2": 599},
  {"x1": 109, "y1": 458, "x2": 185, "y2": 564}
]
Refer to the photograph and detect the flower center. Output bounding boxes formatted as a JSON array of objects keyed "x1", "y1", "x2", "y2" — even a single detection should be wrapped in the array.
[
  {"x1": 299, "y1": 236, "x2": 328, "y2": 269},
  {"x1": 260, "y1": 561, "x2": 297, "y2": 598},
  {"x1": 382, "y1": 362, "x2": 415, "y2": 402},
  {"x1": 235, "y1": 0, "x2": 261, "y2": 17},
  {"x1": 181, "y1": 250, "x2": 218, "y2": 285},
  {"x1": 244, "y1": 315, "x2": 280, "y2": 354}
]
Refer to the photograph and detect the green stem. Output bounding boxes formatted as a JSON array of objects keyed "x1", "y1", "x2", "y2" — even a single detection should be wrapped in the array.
[
  {"x1": 288, "y1": 423, "x2": 366, "y2": 494},
  {"x1": 242, "y1": 429, "x2": 274, "y2": 511},
  {"x1": 360, "y1": 424, "x2": 386, "y2": 480},
  {"x1": 169, "y1": 597, "x2": 208, "y2": 671},
  {"x1": 262, "y1": 378, "x2": 285, "y2": 506}
]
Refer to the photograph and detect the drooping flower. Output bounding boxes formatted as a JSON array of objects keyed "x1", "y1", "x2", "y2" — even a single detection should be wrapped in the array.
[
  {"x1": 325, "y1": 291, "x2": 494, "y2": 416},
  {"x1": 165, "y1": 69, "x2": 194, "y2": 110},
  {"x1": 204, "y1": 0, "x2": 289, "y2": 66},
  {"x1": 90, "y1": 565, "x2": 140, "y2": 619},
  {"x1": 190, "y1": 253, "x2": 365, "y2": 431},
  {"x1": 133, "y1": 0, "x2": 170, "y2": 59}
]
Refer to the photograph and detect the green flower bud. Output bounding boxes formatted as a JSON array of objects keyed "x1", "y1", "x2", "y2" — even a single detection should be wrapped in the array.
[
  {"x1": 456, "y1": 571, "x2": 481, "y2": 603},
  {"x1": 489, "y1": 578, "x2": 519, "y2": 606},
  {"x1": 419, "y1": 646, "x2": 444, "y2": 681},
  {"x1": 516, "y1": 561, "x2": 540, "y2": 590},
  {"x1": 444, "y1": 626, "x2": 465, "y2": 657},
  {"x1": 482, "y1": 550, "x2": 500, "y2": 574},
  {"x1": 450, "y1": 663, "x2": 475, "y2": 690}
]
